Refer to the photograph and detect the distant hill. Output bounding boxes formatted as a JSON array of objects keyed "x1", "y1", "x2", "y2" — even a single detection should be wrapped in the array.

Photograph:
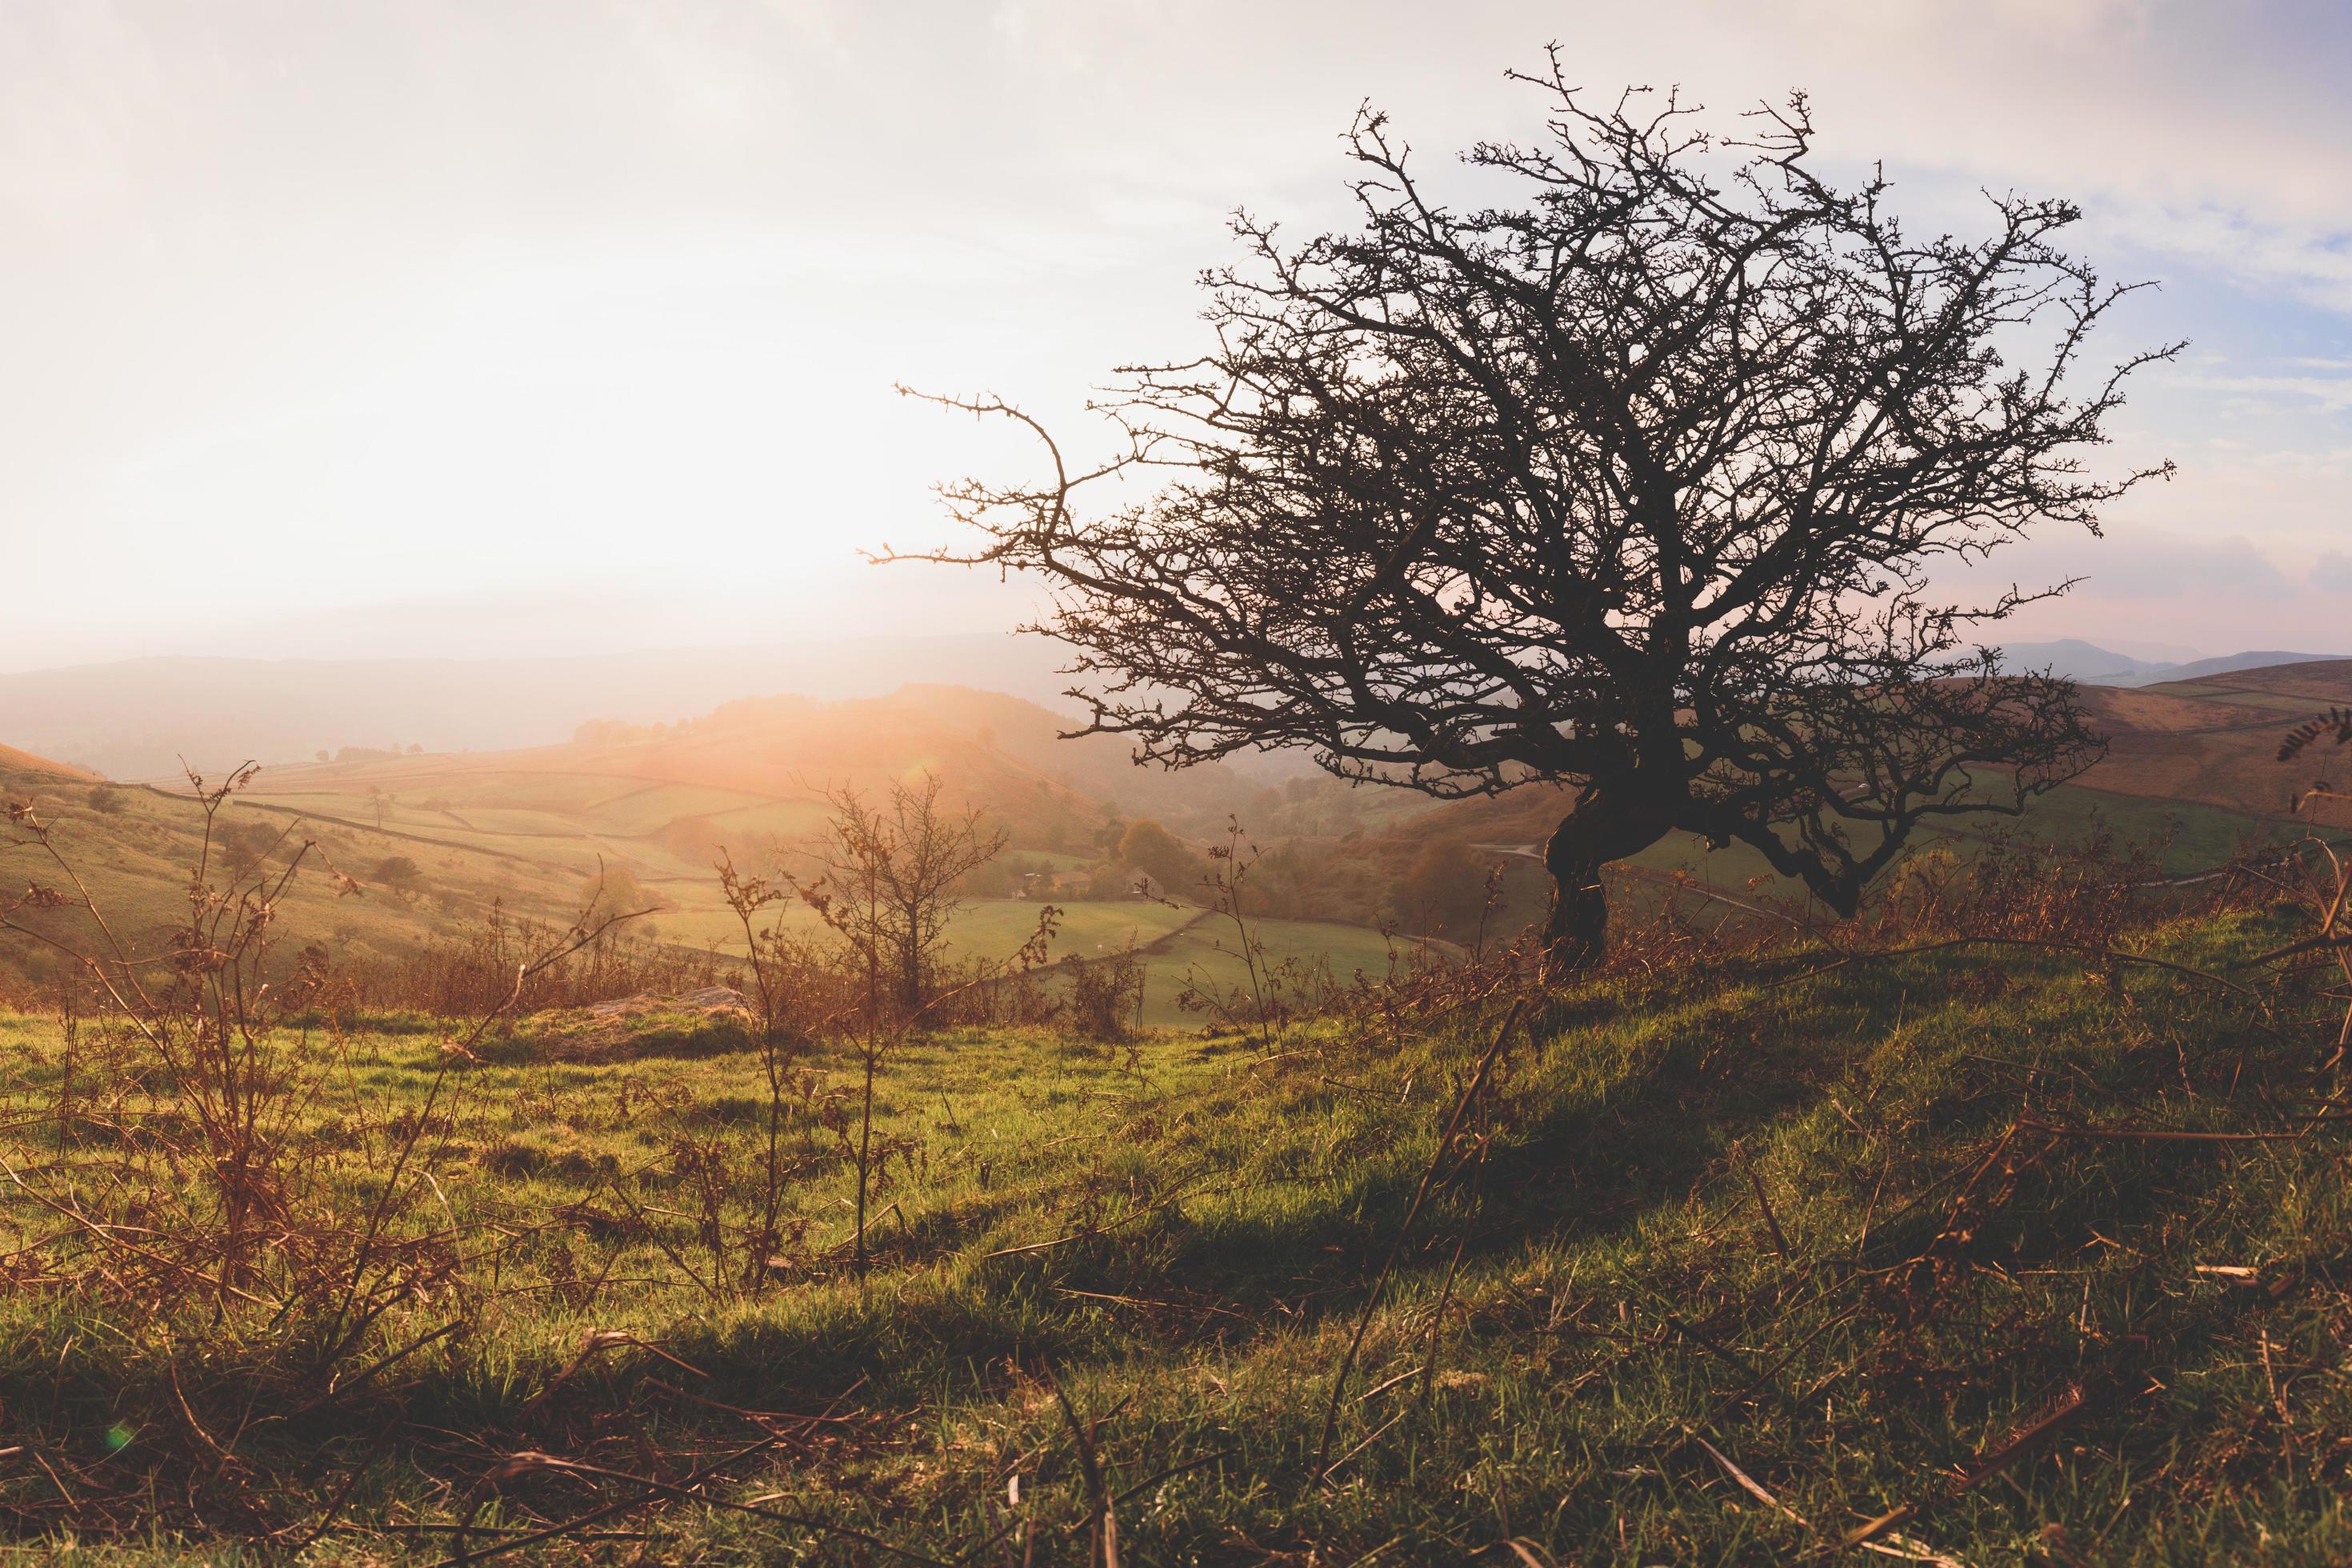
[
  {"x1": 1994, "y1": 640, "x2": 2344, "y2": 688},
  {"x1": 2073, "y1": 658, "x2": 2352, "y2": 824},
  {"x1": 1994, "y1": 638, "x2": 2179, "y2": 684},
  {"x1": 0, "y1": 761, "x2": 603, "y2": 994},
  {"x1": 0, "y1": 683, "x2": 1405, "y2": 998},
  {"x1": 253, "y1": 682, "x2": 1256, "y2": 852},
  {"x1": 17, "y1": 635, "x2": 2340, "y2": 782},
  {"x1": 0, "y1": 636, "x2": 1078, "y2": 781},
  {"x1": 1391, "y1": 658, "x2": 2352, "y2": 913},
  {"x1": 174, "y1": 683, "x2": 1320, "y2": 950},
  {"x1": 2147, "y1": 650, "x2": 2345, "y2": 683},
  {"x1": 15, "y1": 660, "x2": 2352, "y2": 997}
]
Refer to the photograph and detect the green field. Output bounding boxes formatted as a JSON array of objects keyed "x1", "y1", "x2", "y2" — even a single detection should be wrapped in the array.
[
  {"x1": 1134, "y1": 913, "x2": 1411, "y2": 1026},
  {"x1": 650, "y1": 897, "x2": 1195, "y2": 962},
  {"x1": 0, "y1": 905, "x2": 2343, "y2": 1559}
]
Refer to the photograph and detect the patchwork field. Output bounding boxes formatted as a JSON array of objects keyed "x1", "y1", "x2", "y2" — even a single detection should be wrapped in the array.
[{"x1": 13, "y1": 662, "x2": 2350, "y2": 1006}]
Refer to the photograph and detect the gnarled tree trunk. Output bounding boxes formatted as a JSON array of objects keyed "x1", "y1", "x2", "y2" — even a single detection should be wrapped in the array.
[
  {"x1": 1540, "y1": 786, "x2": 1675, "y2": 974},
  {"x1": 1542, "y1": 828, "x2": 1609, "y2": 973}
]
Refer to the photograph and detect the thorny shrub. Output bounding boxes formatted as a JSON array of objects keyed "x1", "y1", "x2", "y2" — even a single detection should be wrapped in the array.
[{"x1": 0, "y1": 765, "x2": 642, "y2": 1382}]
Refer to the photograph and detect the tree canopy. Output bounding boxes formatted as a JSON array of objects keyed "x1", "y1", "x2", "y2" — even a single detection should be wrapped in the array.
[
  {"x1": 904, "y1": 59, "x2": 2175, "y2": 964},
  {"x1": 1117, "y1": 818, "x2": 1201, "y2": 901}
]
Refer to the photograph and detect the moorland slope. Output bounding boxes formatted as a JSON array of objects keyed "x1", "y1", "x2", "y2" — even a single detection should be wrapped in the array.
[
  {"x1": 1397, "y1": 658, "x2": 2352, "y2": 893},
  {"x1": 0, "y1": 744, "x2": 94, "y2": 782}
]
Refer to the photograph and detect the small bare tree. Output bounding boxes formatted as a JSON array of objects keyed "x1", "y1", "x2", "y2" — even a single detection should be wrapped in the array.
[
  {"x1": 717, "y1": 850, "x2": 850, "y2": 1285},
  {"x1": 800, "y1": 775, "x2": 1009, "y2": 1016},
  {"x1": 794, "y1": 775, "x2": 1006, "y2": 1278}
]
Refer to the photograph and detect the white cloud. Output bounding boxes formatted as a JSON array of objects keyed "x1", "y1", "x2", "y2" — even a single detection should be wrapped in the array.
[
  {"x1": 2170, "y1": 370, "x2": 2352, "y2": 415},
  {"x1": 2102, "y1": 206, "x2": 2352, "y2": 314}
]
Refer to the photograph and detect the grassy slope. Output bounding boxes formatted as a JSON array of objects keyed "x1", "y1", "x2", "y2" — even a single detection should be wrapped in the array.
[
  {"x1": 0, "y1": 768, "x2": 594, "y2": 989},
  {"x1": 0, "y1": 745, "x2": 95, "y2": 781},
  {"x1": 0, "y1": 906, "x2": 2346, "y2": 1561},
  {"x1": 2, "y1": 760, "x2": 1385, "y2": 1016}
]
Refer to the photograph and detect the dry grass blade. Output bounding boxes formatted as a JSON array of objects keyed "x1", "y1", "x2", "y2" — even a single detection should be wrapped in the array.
[
  {"x1": 1311, "y1": 998, "x2": 1526, "y2": 1479},
  {"x1": 1694, "y1": 1436, "x2": 1807, "y2": 1525},
  {"x1": 1694, "y1": 1436, "x2": 1969, "y2": 1566},
  {"x1": 1321, "y1": 1410, "x2": 1404, "y2": 1481},
  {"x1": 434, "y1": 1442, "x2": 947, "y2": 1568},
  {"x1": 1746, "y1": 1163, "x2": 1792, "y2": 1259},
  {"x1": 1845, "y1": 1386, "x2": 2092, "y2": 1550},
  {"x1": 1042, "y1": 1361, "x2": 1121, "y2": 1568}
]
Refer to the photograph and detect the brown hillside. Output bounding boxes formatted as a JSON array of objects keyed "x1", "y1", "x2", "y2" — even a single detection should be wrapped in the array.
[
  {"x1": 2166, "y1": 658, "x2": 2352, "y2": 702},
  {"x1": 2075, "y1": 661, "x2": 2352, "y2": 822},
  {"x1": 1395, "y1": 659, "x2": 2352, "y2": 858},
  {"x1": 0, "y1": 743, "x2": 98, "y2": 782}
]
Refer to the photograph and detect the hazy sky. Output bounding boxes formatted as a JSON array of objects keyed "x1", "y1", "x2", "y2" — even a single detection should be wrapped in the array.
[{"x1": 4, "y1": 0, "x2": 2349, "y2": 671}]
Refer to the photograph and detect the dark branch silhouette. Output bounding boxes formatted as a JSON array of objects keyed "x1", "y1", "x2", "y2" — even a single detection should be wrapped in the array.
[{"x1": 895, "y1": 58, "x2": 2178, "y2": 966}]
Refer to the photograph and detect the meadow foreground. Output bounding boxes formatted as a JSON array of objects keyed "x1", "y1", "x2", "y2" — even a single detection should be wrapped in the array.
[{"x1": 0, "y1": 904, "x2": 2344, "y2": 1563}]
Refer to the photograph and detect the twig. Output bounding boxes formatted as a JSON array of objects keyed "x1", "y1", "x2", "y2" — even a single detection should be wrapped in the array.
[
  {"x1": 1845, "y1": 1385, "x2": 2092, "y2": 1549},
  {"x1": 2017, "y1": 1117, "x2": 2307, "y2": 1145},
  {"x1": 1766, "y1": 934, "x2": 2265, "y2": 1004},
  {"x1": 1418, "y1": 1235, "x2": 1468, "y2": 1402},
  {"x1": 432, "y1": 1441, "x2": 942, "y2": 1568},
  {"x1": 1747, "y1": 1163, "x2": 1792, "y2": 1259}
]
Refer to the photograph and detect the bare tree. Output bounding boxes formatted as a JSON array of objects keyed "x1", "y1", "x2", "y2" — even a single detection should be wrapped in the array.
[
  {"x1": 899, "y1": 62, "x2": 2175, "y2": 967},
  {"x1": 794, "y1": 775, "x2": 1005, "y2": 1279},
  {"x1": 718, "y1": 849, "x2": 838, "y2": 1286},
  {"x1": 800, "y1": 775, "x2": 1008, "y2": 1015}
]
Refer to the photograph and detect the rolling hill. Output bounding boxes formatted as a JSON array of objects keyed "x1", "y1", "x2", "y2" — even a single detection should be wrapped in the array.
[
  {"x1": 0, "y1": 685, "x2": 1373, "y2": 1010},
  {"x1": 1994, "y1": 640, "x2": 2344, "y2": 688},
  {"x1": 1390, "y1": 657, "x2": 2352, "y2": 907},
  {"x1": 222, "y1": 683, "x2": 1265, "y2": 896},
  {"x1": 0, "y1": 762, "x2": 601, "y2": 994},
  {"x1": 0, "y1": 636, "x2": 1078, "y2": 782},
  {"x1": 0, "y1": 743, "x2": 94, "y2": 782},
  {"x1": 14, "y1": 638, "x2": 2332, "y2": 782},
  {"x1": 11, "y1": 659, "x2": 2350, "y2": 1006}
]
